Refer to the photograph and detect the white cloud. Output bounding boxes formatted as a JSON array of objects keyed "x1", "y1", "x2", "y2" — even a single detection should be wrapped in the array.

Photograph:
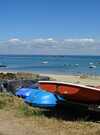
[
  {"x1": 63, "y1": 38, "x2": 95, "y2": 43},
  {"x1": 0, "y1": 37, "x2": 99, "y2": 55},
  {"x1": 8, "y1": 38, "x2": 21, "y2": 43},
  {"x1": 8, "y1": 38, "x2": 26, "y2": 45},
  {"x1": 31, "y1": 38, "x2": 57, "y2": 44}
]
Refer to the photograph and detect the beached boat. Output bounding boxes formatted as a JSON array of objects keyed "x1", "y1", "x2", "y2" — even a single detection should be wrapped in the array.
[
  {"x1": 24, "y1": 89, "x2": 58, "y2": 108},
  {"x1": 38, "y1": 81, "x2": 100, "y2": 104},
  {"x1": 16, "y1": 87, "x2": 64, "y2": 108}
]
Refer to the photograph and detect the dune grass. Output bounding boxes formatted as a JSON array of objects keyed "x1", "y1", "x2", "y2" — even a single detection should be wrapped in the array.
[
  {"x1": 0, "y1": 92, "x2": 44, "y2": 117},
  {"x1": 0, "y1": 92, "x2": 100, "y2": 135}
]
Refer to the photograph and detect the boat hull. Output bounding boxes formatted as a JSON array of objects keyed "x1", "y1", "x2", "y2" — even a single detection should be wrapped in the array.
[{"x1": 39, "y1": 81, "x2": 100, "y2": 104}]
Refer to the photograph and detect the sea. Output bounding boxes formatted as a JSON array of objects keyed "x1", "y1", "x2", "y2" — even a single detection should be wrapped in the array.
[{"x1": 0, "y1": 55, "x2": 100, "y2": 75}]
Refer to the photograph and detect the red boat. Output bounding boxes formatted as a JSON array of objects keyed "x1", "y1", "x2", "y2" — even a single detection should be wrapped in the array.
[{"x1": 39, "y1": 81, "x2": 100, "y2": 104}]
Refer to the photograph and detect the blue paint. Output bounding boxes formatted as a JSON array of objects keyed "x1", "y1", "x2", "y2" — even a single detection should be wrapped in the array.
[
  {"x1": 15, "y1": 87, "x2": 35, "y2": 98},
  {"x1": 16, "y1": 87, "x2": 65, "y2": 108},
  {"x1": 24, "y1": 89, "x2": 58, "y2": 108}
]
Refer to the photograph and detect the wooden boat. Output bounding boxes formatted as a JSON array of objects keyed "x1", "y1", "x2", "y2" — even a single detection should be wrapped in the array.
[{"x1": 38, "y1": 81, "x2": 100, "y2": 104}]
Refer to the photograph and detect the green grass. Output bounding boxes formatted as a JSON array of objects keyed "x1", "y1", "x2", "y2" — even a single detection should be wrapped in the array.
[
  {"x1": 0, "y1": 92, "x2": 44, "y2": 117},
  {"x1": 0, "y1": 92, "x2": 100, "y2": 135},
  {"x1": 0, "y1": 92, "x2": 99, "y2": 121}
]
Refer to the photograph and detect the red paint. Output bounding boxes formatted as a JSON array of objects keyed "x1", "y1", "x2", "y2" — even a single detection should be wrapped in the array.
[
  {"x1": 39, "y1": 81, "x2": 100, "y2": 104},
  {"x1": 40, "y1": 83, "x2": 56, "y2": 92}
]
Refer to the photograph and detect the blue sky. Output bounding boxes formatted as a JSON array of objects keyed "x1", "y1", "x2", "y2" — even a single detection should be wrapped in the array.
[{"x1": 0, "y1": 0, "x2": 100, "y2": 55}]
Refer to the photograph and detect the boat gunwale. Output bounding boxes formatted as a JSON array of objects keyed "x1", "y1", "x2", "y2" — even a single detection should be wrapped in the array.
[{"x1": 38, "y1": 81, "x2": 100, "y2": 92}]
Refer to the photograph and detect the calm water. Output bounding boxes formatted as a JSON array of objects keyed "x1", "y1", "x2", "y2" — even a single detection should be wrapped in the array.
[{"x1": 0, "y1": 55, "x2": 100, "y2": 75}]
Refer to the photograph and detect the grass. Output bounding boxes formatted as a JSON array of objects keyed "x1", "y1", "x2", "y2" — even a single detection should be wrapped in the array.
[
  {"x1": 0, "y1": 92, "x2": 100, "y2": 135},
  {"x1": 0, "y1": 72, "x2": 51, "y2": 80},
  {"x1": 0, "y1": 92, "x2": 44, "y2": 117}
]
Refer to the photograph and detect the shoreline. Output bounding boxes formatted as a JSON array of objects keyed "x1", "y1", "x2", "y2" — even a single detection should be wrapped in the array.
[
  {"x1": 39, "y1": 73, "x2": 100, "y2": 86},
  {"x1": 0, "y1": 70, "x2": 100, "y2": 86}
]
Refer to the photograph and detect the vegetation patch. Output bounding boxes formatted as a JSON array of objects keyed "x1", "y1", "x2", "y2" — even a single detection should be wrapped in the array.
[
  {"x1": 0, "y1": 93, "x2": 100, "y2": 135},
  {"x1": 0, "y1": 92, "x2": 44, "y2": 117}
]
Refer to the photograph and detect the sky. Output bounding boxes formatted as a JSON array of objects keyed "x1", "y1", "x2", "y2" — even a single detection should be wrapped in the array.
[{"x1": 0, "y1": 0, "x2": 100, "y2": 55}]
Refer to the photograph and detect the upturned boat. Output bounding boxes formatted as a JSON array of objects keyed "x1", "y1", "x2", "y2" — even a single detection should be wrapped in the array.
[{"x1": 39, "y1": 81, "x2": 100, "y2": 104}]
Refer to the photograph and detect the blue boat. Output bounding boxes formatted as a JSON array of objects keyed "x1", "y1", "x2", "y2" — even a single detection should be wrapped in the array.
[
  {"x1": 15, "y1": 83, "x2": 39, "y2": 98},
  {"x1": 24, "y1": 89, "x2": 58, "y2": 108},
  {"x1": 16, "y1": 87, "x2": 65, "y2": 108},
  {"x1": 15, "y1": 87, "x2": 34, "y2": 98}
]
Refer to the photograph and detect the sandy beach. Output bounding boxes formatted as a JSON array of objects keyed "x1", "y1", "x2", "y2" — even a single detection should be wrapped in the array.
[
  {"x1": 1, "y1": 70, "x2": 100, "y2": 86},
  {"x1": 40, "y1": 73, "x2": 100, "y2": 86}
]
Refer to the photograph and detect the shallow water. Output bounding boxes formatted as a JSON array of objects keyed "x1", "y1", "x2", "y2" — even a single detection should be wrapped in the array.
[{"x1": 0, "y1": 55, "x2": 100, "y2": 75}]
